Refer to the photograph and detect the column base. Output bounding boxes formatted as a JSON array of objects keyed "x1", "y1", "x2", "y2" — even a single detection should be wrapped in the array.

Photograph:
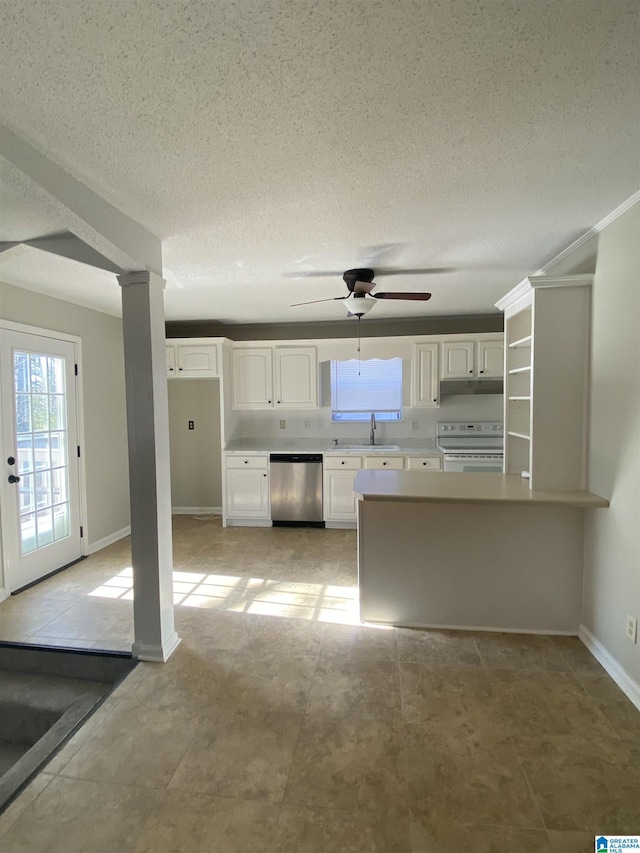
[{"x1": 132, "y1": 632, "x2": 181, "y2": 662}]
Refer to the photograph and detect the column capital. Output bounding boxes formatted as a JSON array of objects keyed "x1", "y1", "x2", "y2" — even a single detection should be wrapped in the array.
[{"x1": 117, "y1": 270, "x2": 166, "y2": 290}]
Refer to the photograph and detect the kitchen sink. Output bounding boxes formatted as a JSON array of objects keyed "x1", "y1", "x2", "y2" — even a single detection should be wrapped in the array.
[{"x1": 335, "y1": 444, "x2": 401, "y2": 451}]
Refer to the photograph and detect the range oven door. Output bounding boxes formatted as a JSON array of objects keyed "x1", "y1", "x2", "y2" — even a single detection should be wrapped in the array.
[{"x1": 443, "y1": 453, "x2": 504, "y2": 474}]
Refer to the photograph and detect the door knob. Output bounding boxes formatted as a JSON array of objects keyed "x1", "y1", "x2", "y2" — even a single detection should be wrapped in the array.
[{"x1": 8, "y1": 474, "x2": 20, "y2": 484}]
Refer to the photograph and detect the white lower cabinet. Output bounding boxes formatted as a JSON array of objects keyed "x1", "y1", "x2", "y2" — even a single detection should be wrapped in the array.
[
  {"x1": 224, "y1": 455, "x2": 270, "y2": 525},
  {"x1": 406, "y1": 456, "x2": 442, "y2": 470},
  {"x1": 323, "y1": 456, "x2": 363, "y2": 525}
]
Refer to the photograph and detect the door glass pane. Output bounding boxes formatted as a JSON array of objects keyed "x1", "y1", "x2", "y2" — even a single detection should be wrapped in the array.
[
  {"x1": 34, "y1": 435, "x2": 51, "y2": 470},
  {"x1": 18, "y1": 473, "x2": 35, "y2": 513},
  {"x1": 17, "y1": 435, "x2": 34, "y2": 474},
  {"x1": 15, "y1": 394, "x2": 31, "y2": 433},
  {"x1": 48, "y1": 357, "x2": 64, "y2": 392},
  {"x1": 49, "y1": 394, "x2": 66, "y2": 429},
  {"x1": 51, "y1": 467, "x2": 68, "y2": 505},
  {"x1": 54, "y1": 504, "x2": 70, "y2": 541},
  {"x1": 36, "y1": 508, "x2": 54, "y2": 547},
  {"x1": 35, "y1": 470, "x2": 52, "y2": 509},
  {"x1": 30, "y1": 354, "x2": 48, "y2": 392},
  {"x1": 20, "y1": 512, "x2": 37, "y2": 554},
  {"x1": 13, "y1": 350, "x2": 71, "y2": 555},
  {"x1": 31, "y1": 395, "x2": 49, "y2": 432}
]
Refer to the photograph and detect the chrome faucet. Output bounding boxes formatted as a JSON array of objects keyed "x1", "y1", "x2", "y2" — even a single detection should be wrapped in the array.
[{"x1": 369, "y1": 412, "x2": 376, "y2": 446}]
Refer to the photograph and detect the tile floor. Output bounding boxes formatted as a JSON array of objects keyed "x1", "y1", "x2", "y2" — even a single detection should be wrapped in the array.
[{"x1": 0, "y1": 515, "x2": 639, "y2": 851}]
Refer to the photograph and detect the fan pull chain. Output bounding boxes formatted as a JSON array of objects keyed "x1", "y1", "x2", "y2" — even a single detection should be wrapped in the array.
[{"x1": 357, "y1": 315, "x2": 361, "y2": 374}]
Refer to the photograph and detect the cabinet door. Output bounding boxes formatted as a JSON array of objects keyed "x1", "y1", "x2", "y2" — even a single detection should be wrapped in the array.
[
  {"x1": 232, "y1": 348, "x2": 273, "y2": 408},
  {"x1": 166, "y1": 345, "x2": 176, "y2": 377},
  {"x1": 477, "y1": 340, "x2": 504, "y2": 377},
  {"x1": 441, "y1": 341, "x2": 474, "y2": 378},
  {"x1": 175, "y1": 344, "x2": 218, "y2": 378},
  {"x1": 274, "y1": 347, "x2": 318, "y2": 409},
  {"x1": 225, "y1": 468, "x2": 270, "y2": 518},
  {"x1": 324, "y1": 469, "x2": 360, "y2": 521},
  {"x1": 412, "y1": 343, "x2": 440, "y2": 407}
]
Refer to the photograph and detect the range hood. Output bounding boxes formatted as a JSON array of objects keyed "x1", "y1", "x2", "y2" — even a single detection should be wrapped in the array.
[{"x1": 440, "y1": 378, "x2": 504, "y2": 396}]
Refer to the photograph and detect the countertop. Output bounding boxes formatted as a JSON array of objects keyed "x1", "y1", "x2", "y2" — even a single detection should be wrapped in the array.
[
  {"x1": 224, "y1": 439, "x2": 442, "y2": 456},
  {"x1": 354, "y1": 470, "x2": 609, "y2": 508}
]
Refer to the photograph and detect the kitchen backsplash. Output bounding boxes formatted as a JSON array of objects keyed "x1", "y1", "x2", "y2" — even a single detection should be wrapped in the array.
[{"x1": 228, "y1": 395, "x2": 503, "y2": 444}]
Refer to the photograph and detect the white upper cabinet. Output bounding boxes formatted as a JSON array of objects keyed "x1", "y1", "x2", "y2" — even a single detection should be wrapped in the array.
[
  {"x1": 232, "y1": 348, "x2": 273, "y2": 407},
  {"x1": 232, "y1": 346, "x2": 318, "y2": 409},
  {"x1": 274, "y1": 347, "x2": 318, "y2": 408},
  {"x1": 441, "y1": 341, "x2": 474, "y2": 378},
  {"x1": 412, "y1": 343, "x2": 440, "y2": 408},
  {"x1": 441, "y1": 338, "x2": 504, "y2": 379},
  {"x1": 166, "y1": 340, "x2": 220, "y2": 378},
  {"x1": 477, "y1": 340, "x2": 504, "y2": 377}
]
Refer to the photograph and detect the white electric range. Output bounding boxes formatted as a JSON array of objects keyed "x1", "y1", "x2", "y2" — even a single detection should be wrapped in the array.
[{"x1": 437, "y1": 421, "x2": 504, "y2": 473}]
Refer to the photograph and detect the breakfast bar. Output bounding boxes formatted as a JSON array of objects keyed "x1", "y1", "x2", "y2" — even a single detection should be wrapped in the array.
[{"x1": 355, "y1": 470, "x2": 609, "y2": 634}]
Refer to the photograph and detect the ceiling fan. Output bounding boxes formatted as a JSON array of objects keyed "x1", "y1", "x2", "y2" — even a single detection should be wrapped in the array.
[{"x1": 290, "y1": 268, "x2": 434, "y2": 317}]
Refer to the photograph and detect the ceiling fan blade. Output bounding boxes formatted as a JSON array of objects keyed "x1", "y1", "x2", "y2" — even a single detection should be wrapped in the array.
[
  {"x1": 290, "y1": 296, "x2": 348, "y2": 306},
  {"x1": 284, "y1": 270, "x2": 346, "y2": 279},
  {"x1": 374, "y1": 267, "x2": 452, "y2": 276},
  {"x1": 373, "y1": 292, "x2": 432, "y2": 301}
]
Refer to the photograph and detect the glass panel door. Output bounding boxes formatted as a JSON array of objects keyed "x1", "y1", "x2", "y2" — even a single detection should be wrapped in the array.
[{"x1": 1, "y1": 330, "x2": 82, "y2": 592}]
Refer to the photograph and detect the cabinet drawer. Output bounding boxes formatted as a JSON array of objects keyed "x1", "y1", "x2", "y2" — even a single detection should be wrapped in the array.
[
  {"x1": 364, "y1": 456, "x2": 404, "y2": 470},
  {"x1": 407, "y1": 456, "x2": 442, "y2": 471},
  {"x1": 324, "y1": 456, "x2": 363, "y2": 470},
  {"x1": 225, "y1": 455, "x2": 268, "y2": 470}
]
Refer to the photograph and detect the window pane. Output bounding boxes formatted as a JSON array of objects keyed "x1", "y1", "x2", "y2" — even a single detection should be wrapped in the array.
[{"x1": 331, "y1": 358, "x2": 402, "y2": 420}]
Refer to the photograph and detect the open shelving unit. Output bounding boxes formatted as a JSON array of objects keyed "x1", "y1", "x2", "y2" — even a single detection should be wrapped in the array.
[{"x1": 496, "y1": 275, "x2": 593, "y2": 491}]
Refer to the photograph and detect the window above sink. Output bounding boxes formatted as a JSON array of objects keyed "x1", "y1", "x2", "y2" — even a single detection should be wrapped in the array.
[{"x1": 330, "y1": 358, "x2": 402, "y2": 422}]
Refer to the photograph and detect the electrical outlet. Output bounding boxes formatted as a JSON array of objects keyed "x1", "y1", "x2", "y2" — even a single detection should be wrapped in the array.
[
  {"x1": 303, "y1": 418, "x2": 311, "y2": 429},
  {"x1": 188, "y1": 420, "x2": 194, "y2": 430},
  {"x1": 626, "y1": 614, "x2": 637, "y2": 643},
  {"x1": 410, "y1": 419, "x2": 418, "y2": 431},
  {"x1": 279, "y1": 419, "x2": 286, "y2": 429}
]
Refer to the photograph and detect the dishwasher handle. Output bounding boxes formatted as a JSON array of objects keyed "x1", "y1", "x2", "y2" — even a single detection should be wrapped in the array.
[{"x1": 269, "y1": 453, "x2": 323, "y2": 464}]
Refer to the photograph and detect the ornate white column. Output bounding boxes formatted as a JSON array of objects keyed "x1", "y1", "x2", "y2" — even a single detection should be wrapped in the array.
[{"x1": 118, "y1": 270, "x2": 180, "y2": 661}]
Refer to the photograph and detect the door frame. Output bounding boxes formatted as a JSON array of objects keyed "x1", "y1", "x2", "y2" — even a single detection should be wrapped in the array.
[{"x1": 0, "y1": 320, "x2": 88, "y2": 601}]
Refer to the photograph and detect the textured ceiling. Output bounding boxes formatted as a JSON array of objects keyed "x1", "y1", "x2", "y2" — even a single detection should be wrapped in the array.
[{"x1": 1, "y1": 0, "x2": 638, "y2": 323}]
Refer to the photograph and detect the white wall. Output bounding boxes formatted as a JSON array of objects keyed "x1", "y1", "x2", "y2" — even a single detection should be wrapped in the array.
[
  {"x1": 0, "y1": 281, "x2": 130, "y2": 552},
  {"x1": 226, "y1": 335, "x2": 504, "y2": 445},
  {"x1": 168, "y1": 379, "x2": 222, "y2": 509},
  {"x1": 546, "y1": 203, "x2": 640, "y2": 684}
]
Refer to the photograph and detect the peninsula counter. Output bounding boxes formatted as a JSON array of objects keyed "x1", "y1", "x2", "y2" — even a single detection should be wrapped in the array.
[{"x1": 354, "y1": 471, "x2": 608, "y2": 634}]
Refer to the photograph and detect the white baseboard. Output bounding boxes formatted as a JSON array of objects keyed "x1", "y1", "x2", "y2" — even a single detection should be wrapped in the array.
[
  {"x1": 87, "y1": 526, "x2": 131, "y2": 555},
  {"x1": 172, "y1": 507, "x2": 221, "y2": 515},
  {"x1": 579, "y1": 624, "x2": 640, "y2": 711}
]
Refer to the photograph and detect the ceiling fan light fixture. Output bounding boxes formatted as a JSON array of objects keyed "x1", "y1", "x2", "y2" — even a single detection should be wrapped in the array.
[{"x1": 345, "y1": 297, "x2": 376, "y2": 317}]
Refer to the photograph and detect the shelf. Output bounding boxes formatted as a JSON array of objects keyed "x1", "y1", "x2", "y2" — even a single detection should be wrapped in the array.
[
  {"x1": 508, "y1": 431, "x2": 530, "y2": 440},
  {"x1": 508, "y1": 366, "x2": 531, "y2": 375},
  {"x1": 509, "y1": 335, "x2": 532, "y2": 349},
  {"x1": 508, "y1": 396, "x2": 531, "y2": 401}
]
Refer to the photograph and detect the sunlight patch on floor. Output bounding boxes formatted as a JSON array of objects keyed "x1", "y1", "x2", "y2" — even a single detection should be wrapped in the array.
[{"x1": 88, "y1": 568, "x2": 360, "y2": 625}]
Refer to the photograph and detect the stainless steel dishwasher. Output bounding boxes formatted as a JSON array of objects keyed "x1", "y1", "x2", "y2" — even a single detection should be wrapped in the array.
[{"x1": 269, "y1": 453, "x2": 324, "y2": 526}]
